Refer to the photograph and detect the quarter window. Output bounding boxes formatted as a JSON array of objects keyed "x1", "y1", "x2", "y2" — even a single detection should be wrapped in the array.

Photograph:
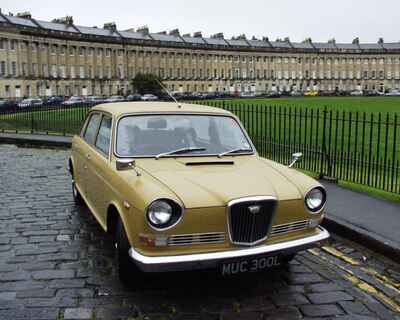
[
  {"x1": 83, "y1": 113, "x2": 101, "y2": 145},
  {"x1": 95, "y1": 116, "x2": 112, "y2": 155}
]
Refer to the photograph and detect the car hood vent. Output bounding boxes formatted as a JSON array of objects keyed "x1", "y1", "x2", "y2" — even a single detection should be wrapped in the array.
[{"x1": 185, "y1": 161, "x2": 234, "y2": 166}]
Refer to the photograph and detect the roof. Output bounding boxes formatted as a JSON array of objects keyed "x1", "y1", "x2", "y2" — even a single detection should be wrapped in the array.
[
  {"x1": 36, "y1": 19, "x2": 79, "y2": 33},
  {"x1": 151, "y1": 33, "x2": 184, "y2": 43},
  {"x1": 91, "y1": 102, "x2": 232, "y2": 117}
]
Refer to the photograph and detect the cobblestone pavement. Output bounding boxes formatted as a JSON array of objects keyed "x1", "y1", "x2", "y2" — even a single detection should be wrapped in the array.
[{"x1": 0, "y1": 143, "x2": 400, "y2": 320}]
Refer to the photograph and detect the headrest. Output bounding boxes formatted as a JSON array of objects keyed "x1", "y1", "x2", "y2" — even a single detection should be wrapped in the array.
[{"x1": 147, "y1": 118, "x2": 167, "y2": 129}]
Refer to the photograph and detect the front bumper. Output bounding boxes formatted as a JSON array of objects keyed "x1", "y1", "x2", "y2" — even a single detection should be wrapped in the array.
[{"x1": 128, "y1": 226, "x2": 330, "y2": 272}]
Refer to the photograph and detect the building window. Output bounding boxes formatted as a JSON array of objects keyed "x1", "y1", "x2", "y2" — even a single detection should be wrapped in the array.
[
  {"x1": 60, "y1": 65, "x2": 66, "y2": 78},
  {"x1": 11, "y1": 62, "x2": 17, "y2": 76},
  {"x1": 80, "y1": 66, "x2": 85, "y2": 79},
  {"x1": 0, "y1": 61, "x2": 6, "y2": 75},
  {"x1": 51, "y1": 65, "x2": 57, "y2": 78},
  {"x1": 0, "y1": 39, "x2": 5, "y2": 50},
  {"x1": 79, "y1": 47, "x2": 85, "y2": 56},
  {"x1": 10, "y1": 40, "x2": 16, "y2": 50},
  {"x1": 70, "y1": 66, "x2": 75, "y2": 79},
  {"x1": 32, "y1": 63, "x2": 38, "y2": 77},
  {"x1": 42, "y1": 64, "x2": 48, "y2": 77},
  {"x1": 22, "y1": 63, "x2": 27, "y2": 76},
  {"x1": 69, "y1": 46, "x2": 75, "y2": 56}
]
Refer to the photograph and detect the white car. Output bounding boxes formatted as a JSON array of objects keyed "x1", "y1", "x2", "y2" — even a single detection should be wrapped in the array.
[
  {"x1": 18, "y1": 98, "x2": 43, "y2": 108},
  {"x1": 141, "y1": 94, "x2": 158, "y2": 101},
  {"x1": 62, "y1": 96, "x2": 86, "y2": 106},
  {"x1": 385, "y1": 90, "x2": 400, "y2": 96},
  {"x1": 350, "y1": 90, "x2": 363, "y2": 96},
  {"x1": 105, "y1": 96, "x2": 126, "y2": 103}
]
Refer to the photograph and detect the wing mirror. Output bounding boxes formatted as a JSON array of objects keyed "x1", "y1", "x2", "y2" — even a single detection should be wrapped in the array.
[
  {"x1": 116, "y1": 159, "x2": 141, "y2": 176},
  {"x1": 288, "y1": 152, "x2": 302, "y2": 168}
]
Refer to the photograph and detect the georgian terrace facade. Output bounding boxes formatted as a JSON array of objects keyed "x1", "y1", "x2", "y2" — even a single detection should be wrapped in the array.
[{"x1": 1, "y1": 12, "x2": 400, "y2": 98}]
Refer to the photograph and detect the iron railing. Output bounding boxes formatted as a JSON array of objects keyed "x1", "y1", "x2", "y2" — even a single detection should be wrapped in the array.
[{"x1": 0, "y1": 101, "x2": 399, "y2": 194}]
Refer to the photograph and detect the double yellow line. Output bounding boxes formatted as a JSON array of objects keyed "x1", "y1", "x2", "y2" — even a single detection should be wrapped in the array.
[{"x1": 308, "y1": 246, "x2": 400, "y2": 313}]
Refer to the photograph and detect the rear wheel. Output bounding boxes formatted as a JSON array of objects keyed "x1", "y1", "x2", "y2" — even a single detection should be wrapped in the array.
[{"x1": 115, "y1": 218, "x2": 141, "y2": 285}]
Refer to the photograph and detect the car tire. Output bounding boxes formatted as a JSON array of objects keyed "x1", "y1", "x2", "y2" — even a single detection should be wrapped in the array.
[
  {"x1": 115, "y1": 218, "x2": 141, "y2": 285},
  {"x1": 72, "y1": 179, "x2": 84, "y2": 206}
]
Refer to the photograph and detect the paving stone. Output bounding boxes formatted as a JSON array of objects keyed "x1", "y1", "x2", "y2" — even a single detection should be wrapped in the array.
[
  {"x1": 0, "y1": 308, "x2": 59, "y2": 320},
  {"x1": 300, "y1": 304, "x2": 344, "y2": 317},
  {"x1": 0, "y1": 271, "x2": 31, "y2": 281},
  {"x1": 49, "y1": 279, "x2": 86, "y2": 289},
  {"x1": 220, "y1": 311, "x2": 264, "y2": 320},
  {"x1": 272, "y1": 293, "x2": 309, "y2": 306},
  {"x1": 16, "y1": 289, "x2": 56, "y2": 298},
  {"x1": 0, "y1": 292, "x2": 16, "y2": 300},
  {"x1": 338, "y1": 301, "x2": 372, "y2": 315},
  {"x1": 307, "y1": 291, "x2": 353, "y2": 304},
  {"x1": 57, "y1": 234, "x2": 71, "y2": 241},
  {"x1": 63, "y1": 308, "x2": 92, "y2": 319},
  {"x1": 32, "y1": 269, "x2": 74, "y2": 280}
]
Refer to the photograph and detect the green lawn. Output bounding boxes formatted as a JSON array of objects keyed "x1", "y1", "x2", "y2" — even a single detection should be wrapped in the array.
[{"x1": 208, "y1": 96, "x2": 400, "y2": 114}]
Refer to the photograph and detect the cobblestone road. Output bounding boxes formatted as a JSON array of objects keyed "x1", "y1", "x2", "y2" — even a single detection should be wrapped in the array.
[{"x1": 0, "y1": 143, "x2": 400, "y2": 320}]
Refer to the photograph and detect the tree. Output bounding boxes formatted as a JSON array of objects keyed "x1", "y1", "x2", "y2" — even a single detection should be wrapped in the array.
[{"x1": 131, "y1": 73, "x2": 164, "y2": 95}]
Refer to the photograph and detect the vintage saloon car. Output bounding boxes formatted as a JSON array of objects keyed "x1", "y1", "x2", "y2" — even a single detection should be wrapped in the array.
[{"x1": 69, "y1": 102, "x2": 329, "y2": 282}]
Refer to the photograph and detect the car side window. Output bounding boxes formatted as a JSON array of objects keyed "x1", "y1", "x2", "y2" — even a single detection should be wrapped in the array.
[
  {"x1": 83, "y1": 113, "x2": 101, "y2": 145},
  {"x1": 95, "y1": 116, "x2": 112, "y2": 155}
]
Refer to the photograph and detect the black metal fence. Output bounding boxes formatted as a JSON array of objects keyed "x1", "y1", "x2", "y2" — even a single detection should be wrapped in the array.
[{"x1": 0, "y1": 102, "x2": 399, "y2": 194}]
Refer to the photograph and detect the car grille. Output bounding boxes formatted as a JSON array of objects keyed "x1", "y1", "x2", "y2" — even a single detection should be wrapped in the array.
[
  {"x1": 228, "y1": 197, "x2": 277, "y2": 245},
  {"x1": 270, "y1": 220, "x2": 309, "y2": 237},
  {"x1": 167, "y1": 232, "x2": 226, "y2": 246}
]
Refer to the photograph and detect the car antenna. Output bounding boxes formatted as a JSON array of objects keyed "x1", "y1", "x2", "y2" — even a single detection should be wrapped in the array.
[{"x1": 155, "y1": 78, "x2": 182, "y2": 108}]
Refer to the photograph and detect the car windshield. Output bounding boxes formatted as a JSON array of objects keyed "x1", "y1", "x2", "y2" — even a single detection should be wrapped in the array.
[{"x1": 116, "y1": 114, "x2": 253, "y2": 157}]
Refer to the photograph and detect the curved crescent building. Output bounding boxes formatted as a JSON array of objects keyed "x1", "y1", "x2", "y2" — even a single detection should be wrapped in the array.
[{"x1": 1, "y1": 11, "x2": 400, "y2": 98}]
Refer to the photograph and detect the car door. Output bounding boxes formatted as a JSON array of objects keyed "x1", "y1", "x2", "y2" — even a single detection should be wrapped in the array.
[
  {"x1": 78, "y1": 112, "x2": 102, "y2": 202},
  {"x1": 85, "y1": 114, "x2": 113, "y2": 225}
]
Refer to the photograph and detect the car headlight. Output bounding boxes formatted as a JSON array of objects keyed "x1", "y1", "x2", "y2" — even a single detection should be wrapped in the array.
[
  {"x1": 146, "y1": 199, "x2": 183, "y2": 230},
  {"x1": 305, "y1": 187, "x2": 326, "y2": 213}
]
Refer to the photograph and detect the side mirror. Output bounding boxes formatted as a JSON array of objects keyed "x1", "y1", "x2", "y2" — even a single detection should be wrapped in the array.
[
  {"x1": 288, "y1": 152, "x2": 302, "y2": 168},
  {"x1": 116, "y1": 159, "x2": 141, "y2": 176}
]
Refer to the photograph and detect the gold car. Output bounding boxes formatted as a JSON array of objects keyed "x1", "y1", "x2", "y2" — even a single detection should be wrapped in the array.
[
  {"x1": 304, "y1": 90, "x2": 319, "y2": 97},
  {"x1": 68, "y1": 102, "x2": 329, "y2": 282}
]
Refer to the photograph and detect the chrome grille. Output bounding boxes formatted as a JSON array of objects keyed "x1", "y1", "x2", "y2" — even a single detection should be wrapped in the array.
[
  {"x1": 168, "y1": 232, "x2": 225, "y2": 246},
  {"x1": 270, "y1": 220, "x2": 309, "y2": 236},
  {"x1": 228, "y1": 196, "x2": 277, "y2": 245}
]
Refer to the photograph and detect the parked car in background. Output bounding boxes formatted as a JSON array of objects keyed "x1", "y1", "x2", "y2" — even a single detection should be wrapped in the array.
[
  {"x1": 304, "y1": 90, "x2": 319, "y2": 97},
  {"x1": 86, "y1": 96, "x2": 106, "y2": 105},
  {"x1": 350, "y1": 90, "x2": 364, "y2": 96},
  {"x1": 262, "y1": 91, "x2": 280, "y2": 98},
  {"x1": 141, "y1": 94, "x2": 158, "y2": 101},
  {"x1": 105, "y1": 96, "x2": 126, "y2": 103},
  {"x1": 0, "y1": 99, "x2": 17, "y2": 111},
  {"x1": 239, "y1": 92, "x2": 256, "y2": 98},
  {"x1": 290, "y1": 90, "x2": 303, "y2": 97},
  {"x1": 18, "y1": 98, "x2": 43, "y2": 108},
  {"x1": 385, "y1": 89, "x2": 400, "y2": 96},
  {"x1": 62, "y1": 96, "x2": 86, "y2": 106},
  {"x1": 45, "y1": 96, "x2": 65, "y2": 106},
  {"x1": 126, "y1": 94, "x2": 142, "y2": 101},
  {"x1": 69, "y1": 102, "x2": 330, "y2": 284}
]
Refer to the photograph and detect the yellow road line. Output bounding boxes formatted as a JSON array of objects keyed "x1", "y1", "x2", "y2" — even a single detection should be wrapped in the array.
[{"x1": 308, "y1": 248, "x2": 400, "y2": 313}]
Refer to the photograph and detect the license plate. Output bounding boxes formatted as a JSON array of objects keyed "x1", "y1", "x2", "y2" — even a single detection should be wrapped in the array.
[{"x1": 220, "y1": 255, "x2": 281, "y2": 276}]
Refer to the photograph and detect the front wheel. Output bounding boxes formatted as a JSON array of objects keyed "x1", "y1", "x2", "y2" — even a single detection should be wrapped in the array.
[
  {"x1": 72, "y1": 179, "x2": 84, "y2": 206},
  {"x1": 115, "y1": 218, "x2": 141, "y2": 285}
]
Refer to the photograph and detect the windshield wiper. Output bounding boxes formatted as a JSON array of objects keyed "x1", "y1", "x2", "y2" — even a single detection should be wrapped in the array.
[
  {"x1": 155, "y1": 147, "x2": 207, "y2": 159},
  {"x1": 218, "y1": 148, "x2": 252, "y2": 158}
]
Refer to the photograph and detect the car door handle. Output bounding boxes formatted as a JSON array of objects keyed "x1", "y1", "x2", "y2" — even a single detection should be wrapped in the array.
[{"x1": 86, "y1": 154, "x2": 91, "y2": 160}]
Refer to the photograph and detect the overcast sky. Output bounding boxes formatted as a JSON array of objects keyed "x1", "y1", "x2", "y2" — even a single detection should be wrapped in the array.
[{"x1": 1, "y1": 0, "x2": 399, "y2": 43}]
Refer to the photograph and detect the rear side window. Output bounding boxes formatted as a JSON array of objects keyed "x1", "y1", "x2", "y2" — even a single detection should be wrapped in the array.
[
  {"x1": 83, "y1": 113, "x2": 101, "y2": 145},
  {"x1": 95, "y1": 116, "x2": 112, "y2": 155}
]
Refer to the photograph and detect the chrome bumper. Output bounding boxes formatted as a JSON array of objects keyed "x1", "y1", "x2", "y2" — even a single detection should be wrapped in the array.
[{"x1": 128, "y1": 226, "x2": 330, "y2": 272}]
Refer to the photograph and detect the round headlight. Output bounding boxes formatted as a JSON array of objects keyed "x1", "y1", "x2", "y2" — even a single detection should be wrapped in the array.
[
  {"x1": 305, "y1": 187, "x2": 326, "y2": 213},
  {"x1": 146, "y1": 199, "x2": 183, "y2": 230}
]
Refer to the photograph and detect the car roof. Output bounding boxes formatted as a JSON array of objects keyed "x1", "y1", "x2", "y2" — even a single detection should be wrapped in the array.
[{"x1": 91, "y1": 102, "x2": 232, "y2": 117}]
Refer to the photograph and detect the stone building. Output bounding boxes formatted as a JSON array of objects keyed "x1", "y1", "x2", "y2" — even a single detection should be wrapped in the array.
[{"x1": 1, "y1": 11, "x2": 400, "y2": 98}]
